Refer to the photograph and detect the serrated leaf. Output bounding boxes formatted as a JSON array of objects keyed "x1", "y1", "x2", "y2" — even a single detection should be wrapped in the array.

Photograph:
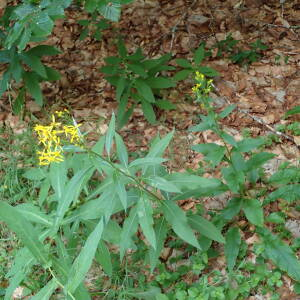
[
  {"x1": 147, "y1": 131, "x2": 174, "y2": 158},
  {"x1": 194, "y1": 45, "x2": 205, "y2": 65},
  {"x1": 225, "y1": 227, "x2": 241, "y2": 272},
  {"x1": 116, "y1": 77, "x2": 127, "y2": 102},
  {"x1": 242, "y1": 198, "x2": 264, "y2": 227},
  {"x1": 145, "y1": 77, "x2": 176, "y2": 89},
  {"x1": 0, "y1": 202, "x2": 50, "y2": 268},
  {"x1": 173, "y1": 69, "x2": 192, "y2": 81},
  {"x1": 221, "y1": 197, "x2": 242, "y2": 220},
  {"x1": 175, "y1": 58, "x2": 192, "y2": 68},
  {"x1": 267, "y1": 184, "x2": 300, "y2": 203},
  {"x1": 222, "y1": 166, "x2": 244, "y2": 193},
  {"x1": 188, "y1": 215, "x2": 225, "y2": 243},
  {"x1": 269, "y1": 168, "x2": 300, "y2": 184},
  {"x1": 219, "y1": 104, "x2": 236, "y2": 119},
  {"x1": 192, "y1": 143, "x2": 225, "y2": 166},
  {"x1": 105, "y1": 113, "x2": 115, "y2": 156},
  {"x1": 260, "y1": 228, "x2": 300, "y2": 281},
  {"x1": 23, "y1": 71, "x2": 43, "y2": 106},
  {"x1": 135, "y1": 79, "x2": 155, "y2": 103},
  {"x1": 246, "y1": 152, "x2": 276, "y2": 171},
  {"x1": 137, "y1": 194, "x2": 156, "y2": 249},
  {"x1": 155, "y1": 99, "x2": 176, "y2": 110},
  {"x1": 141, "y1": 99, "x2": 156, "y2": 124},
  {"x1": 65, "y1": 218, "x2": 105, "y2": 294},
  {"x1": 98, "y1": 0, "x2": 121, "y2": 22},
  {"x1": 198, "y1": 66, "x2": 219, "y2": 77},
  {"x1": 236, "y1": 138, "x2": 265, "y2": 152},
  {"x1": 161, "y1": 200, "x2": 200, "y2": 249},
  {"x1": 27, "y1": 45, "x2": 61, "y2": 57}
]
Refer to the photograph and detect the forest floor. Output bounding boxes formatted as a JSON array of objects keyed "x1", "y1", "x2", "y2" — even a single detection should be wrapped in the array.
[{"x1": 1, "y1": 0, "x2": 300, "y2": 299}]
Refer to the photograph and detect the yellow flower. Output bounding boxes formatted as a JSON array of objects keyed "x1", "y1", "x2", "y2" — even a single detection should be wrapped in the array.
[
  {"x1": 63, "y1": 124, "x2": 82, "y2": 143},
  {"x1": 37, "y1": 149, "x2": 64, "y2": 165},
  {"x1": 195, "y1": 71, "x2": 205, "y2": 81}
]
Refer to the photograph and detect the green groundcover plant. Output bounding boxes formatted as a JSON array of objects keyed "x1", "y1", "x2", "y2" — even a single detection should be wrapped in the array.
[{"x1": 1, "y1": 73, "x2": 300, "y2": 299}]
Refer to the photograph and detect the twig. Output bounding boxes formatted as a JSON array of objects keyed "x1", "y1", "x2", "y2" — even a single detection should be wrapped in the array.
[{"x1": 212, "y1": 83, "x2": 300, "y2": 149}]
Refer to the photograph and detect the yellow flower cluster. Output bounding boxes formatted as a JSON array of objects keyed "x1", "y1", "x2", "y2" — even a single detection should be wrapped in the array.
[
  {"x1": 192, "y1": 71, "x2": 213, "y2": 95},
  {"x1": 34, "y1": 111, "x2": 82, "y2": 166}
]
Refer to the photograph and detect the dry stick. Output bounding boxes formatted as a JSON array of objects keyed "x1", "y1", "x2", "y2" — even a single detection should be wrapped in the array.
[{"x1": 212, "y1": 83, "x2": 300, "y2": 149}]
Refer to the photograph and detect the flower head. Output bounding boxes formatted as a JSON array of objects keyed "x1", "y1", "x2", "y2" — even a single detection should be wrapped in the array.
[{"x1": 34, "y1": 111, "x2": 83, "y2": 166}]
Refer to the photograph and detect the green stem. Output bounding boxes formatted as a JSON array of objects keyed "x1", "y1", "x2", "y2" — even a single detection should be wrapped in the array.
[{"x1": 87, "y1": 148, "x2": 164, "y2": 202}]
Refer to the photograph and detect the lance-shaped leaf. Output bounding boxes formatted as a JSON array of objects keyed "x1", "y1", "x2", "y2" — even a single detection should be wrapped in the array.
[
  {"x1": 161, "y1": 200, "x2": 200, "y2": 249},
  {"x1": 65, "y1": 217, "x2": 105, "y2": 294},
  {"x1": 0, "y1": 202, "x2": 50, "y2": 268},
  {"x1": 225, "y1": 227, "x2": 241, "y2": 272},
  {"x1": 137, "y1": 194, "x2": 156, "y2": 250}
]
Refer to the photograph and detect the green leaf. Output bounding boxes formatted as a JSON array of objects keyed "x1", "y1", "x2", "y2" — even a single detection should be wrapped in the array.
[
  {"x1": 269, "y1": 167, "x2": 300, "y2": 184},
  {"x1": 161, "y1": 200, "x2": 200, "y2": 249},
  {"x1": 84, "y1": 0, "x2": 98, "y2": 13},
  {"x1": 55, "y1": 166, "x2": 93, "y2": 227},
  {"x1": 147, "y1": 131, "x2": 174, "y2": 158},
  {"x1": 221, "y1": 197, "x2": 242, "y2": 220},
  {"x1": 95, "y1": 240, "x2": 112, "y2": 277},
  {"x1": 188, "y1": 215, "x2": 225, "y2": 243},
  {"x1": 65, "y1": 218, "x2": 105, "y2": 294},
  {"x1": 284, "y1": 106, "x2": 300, "y2": 118},
  {"x1": 116, "y1": 77, "x2": 127, "y2": 102},
  {"x1": 194, "y1": 45, "x2": 205, "y2": 65},
  {"x1": 115, "y1": 178, "x2": 127, "y2": 211},
  {"x1": 115, "y1": 133, "x2": 128, "y2": 166},
  {"x1": 18, "y1": 26, "x2": 31, "y2": 51},
  {"x1": 31, "y1": 11, "x2": 54, "y2": 38},
  {"x1": 45, "y1": 66, "x2": 61, "y2": 81},
  {"x1": 222, "y1": 166, "x2": 244, "y2": 193},
  {"x1": 155, "y1": 99, "x2": 176, "y2": 110},
  {"x1": 267, "y1": 184, "x2": 300, "y2": 203},
  {"x1": 192, "y1": 143, "x2": 225, "y2": 166},
  {"x1": 22, "y1": 167, "x2": 46, "y2": 180},
  {"x1": 135, "y1": 79, "x2": 155, "y2": 103},
  {"x1": 266, "y1": 212, "x2": 285, "y2": 224},
  {"x1": 219, "y1": 104, "x2": 236, "y2": 119},
  {"x1": 176, "y1": 58, "x2": 192, "y2": 68},
  {"x1": 117, "y1": 38, "x2": 127, "y2": 57},
  {"x1": 127, "y1": 63, "x2": 147, "y2": 77},
  {"x1": 23, "y1": 71, "x2": 43, "y2": 106},
  {"x1": 242, "y1": 198, "x2": 264, "y2": 227},
  {"x1": 246, "y1": 152, "x2": 276, "y2": 171},
  {"x1": 225, "y1": 227, "x2": 241, "y2": 272},
  {"x1": 129, "y1": 157, "x2": 167, "y2": 169},
  {"x1": 16, "y1": 204, "x2": 52, "y2": 226},
  {"x1": 148, "y1": 218, "x2": 168, "y2": 272},
  {"x1": 30, "y1": 279, "x2": 57, "y2": 300},
  {"x1": 145, "y1": 176, "x2": 181, "y2": 193},
  {"x1": 137, "y1": 194, "x2": 156, "y2": 249},
  {"x1": 236, "y1": 138, "x2": 265, "y2": 152},
  {"x1": 165, "y1": 173, "x2": 222, "y2": 191},
  {"x1": 27, "y1": 45, "x2": 61, "y2": 57},
  {"x1": 50, "y1": 160, "x2": 67, "y2": 199},
  {"x1": 220, "y1": 132, "x2": 237, "y2": 147},
  {"x1": 198, "y1": 66, "x2": 219, "y2": 77},
  {"x1": 145, "y1": 77, "x2": 176, "y2": 89},
  {"x1": 98, "y1": 0, "x2": 121, "y2": 22},
  {"x1": 173, "y1": 69, "x2": 192, "y2": 81},
  {"x1": 105, "y1": 113, "x2": 115, "y2": 156},
  {"x1": 120, "y1": 206, "x2": 139, "y2": 260},
  {"x1": 259, "y1": 228, "x2": 300, "y2": 281},
  {"x1": 0, "y1": 202, "x2": 50, "y2": 268},
  {"x1": 141, "y1": 99, "x2": 156, "y2": 124}
]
